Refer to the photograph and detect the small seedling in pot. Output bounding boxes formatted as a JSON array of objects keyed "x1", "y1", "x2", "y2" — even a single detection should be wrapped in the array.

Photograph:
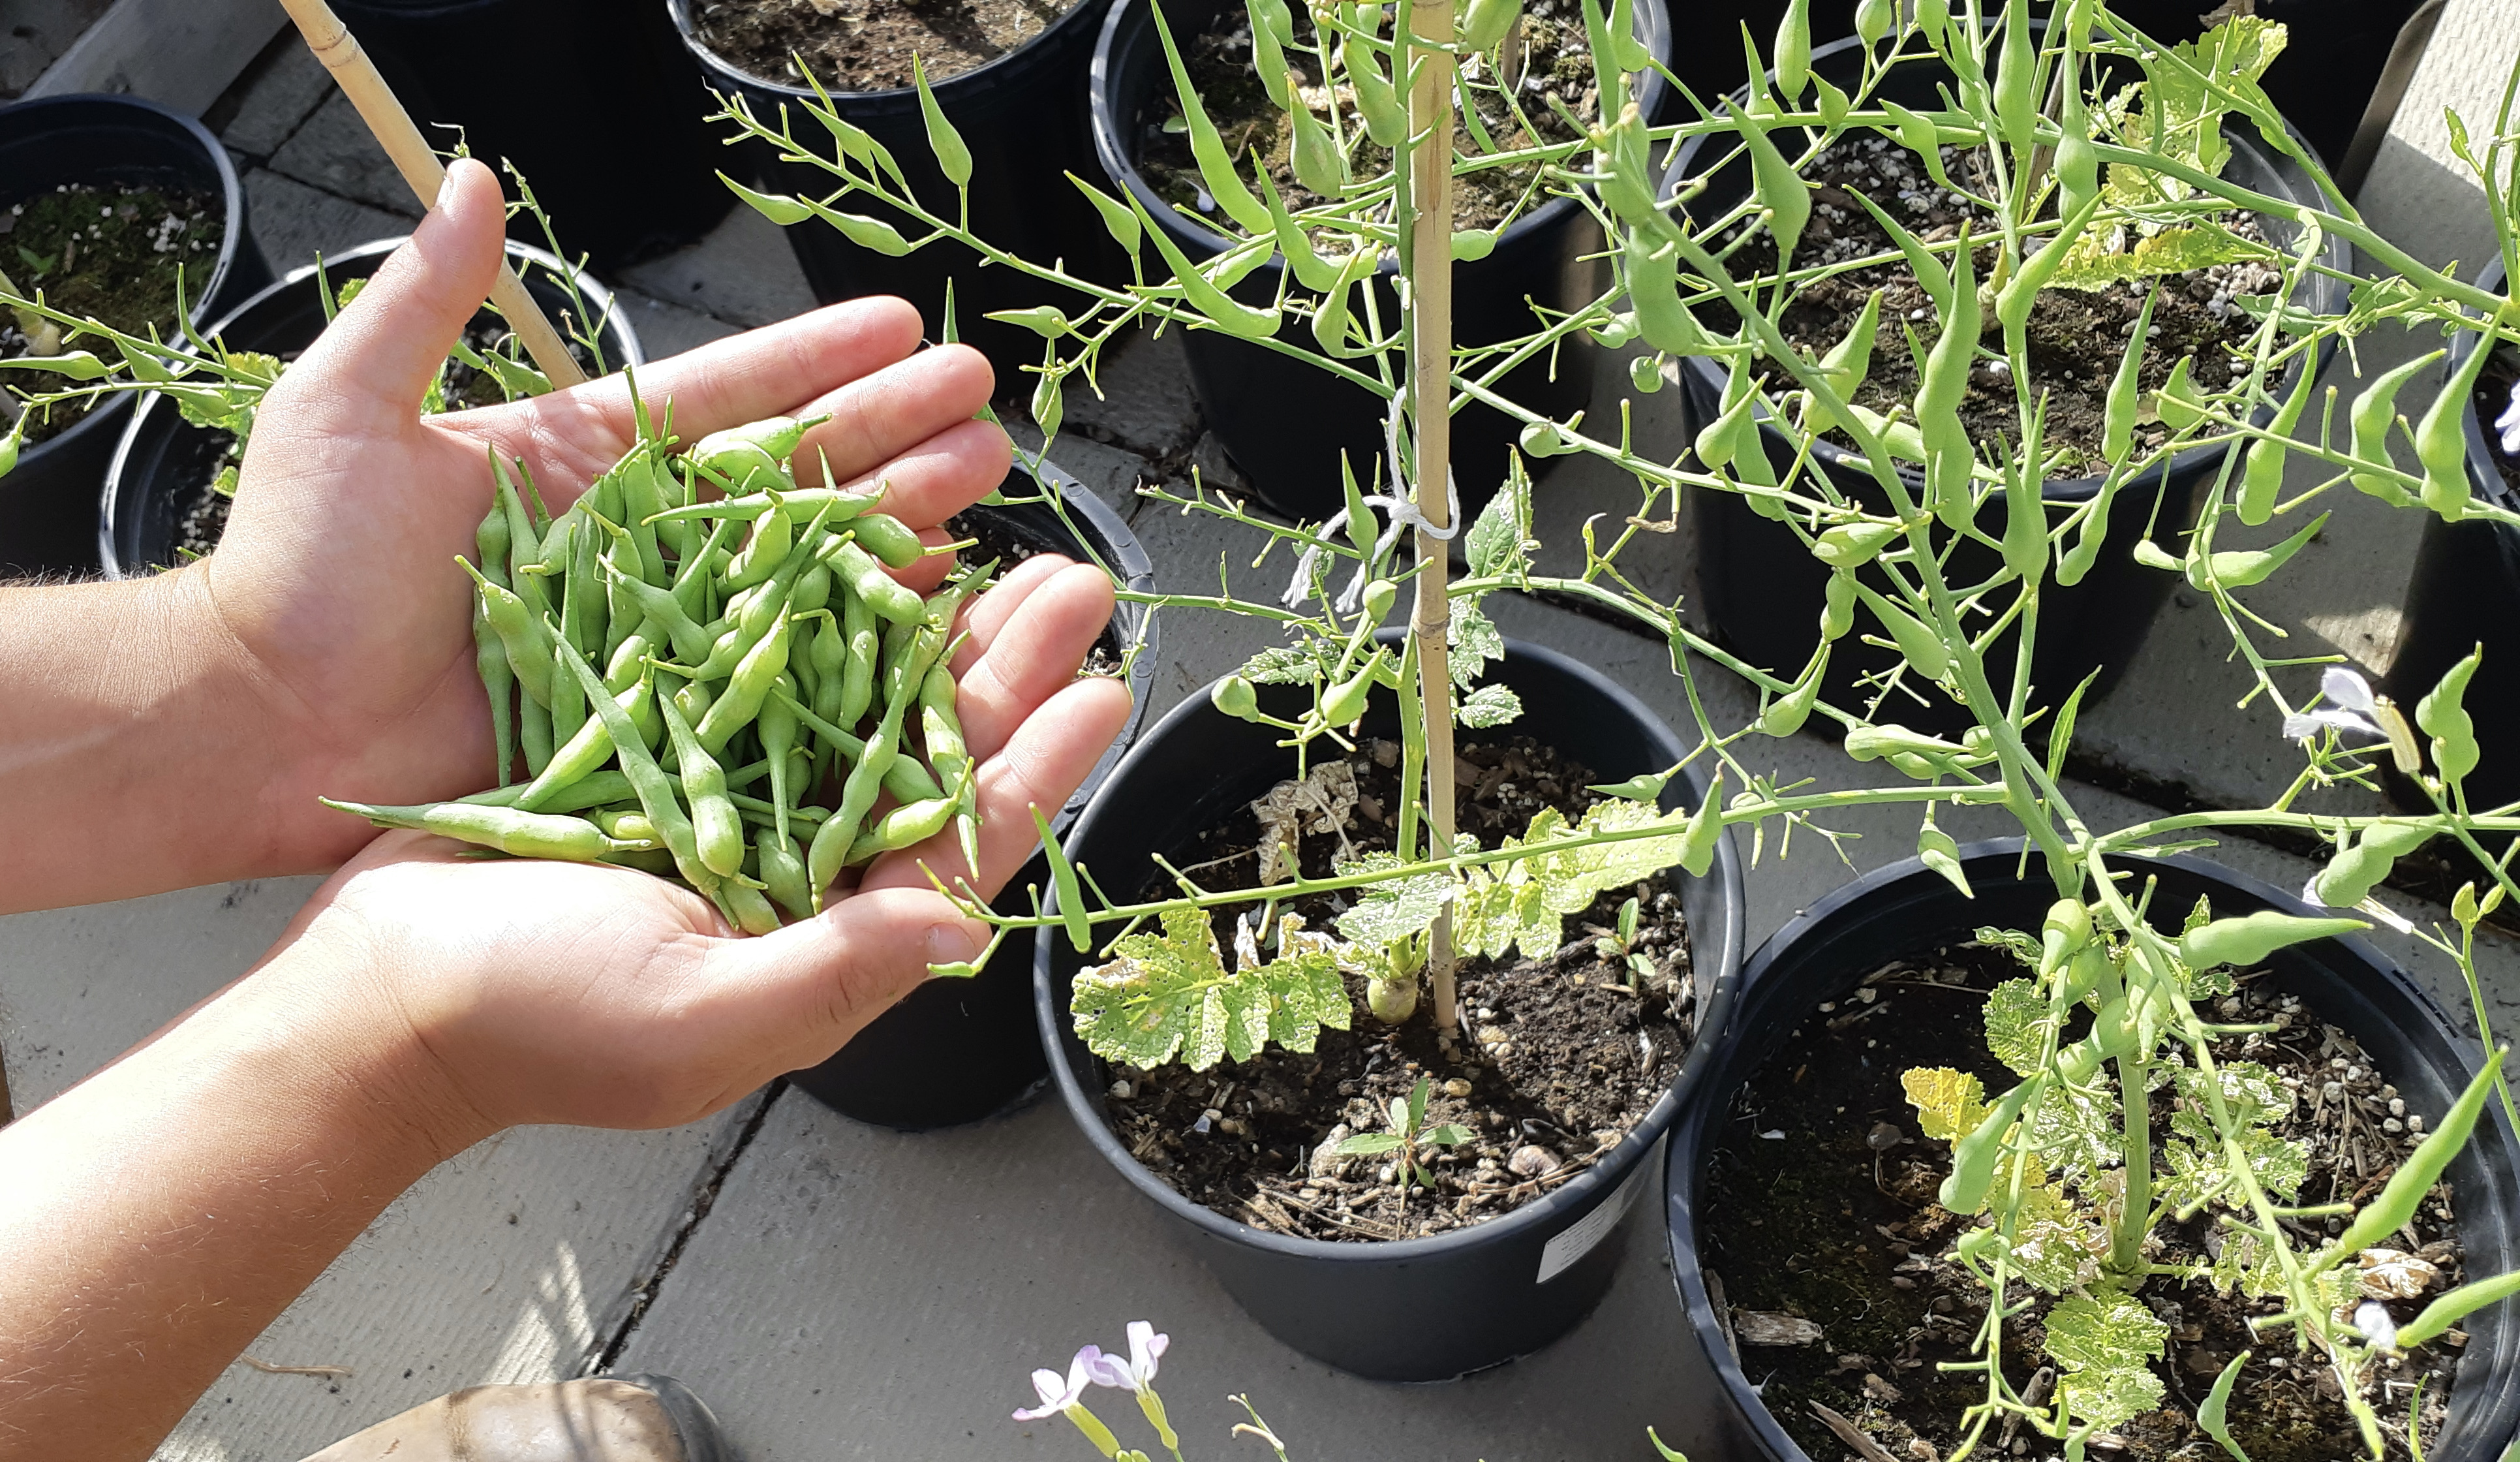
[
  {"x1": 1332, "y1": 1075, "x2": 1473, "y2": 1200},
  {"x1": 1589, "y1": 895, "x2": 1659, "y2": 988}
]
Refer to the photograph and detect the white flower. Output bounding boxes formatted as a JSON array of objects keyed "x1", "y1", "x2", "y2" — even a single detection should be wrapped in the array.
[
  {"x1": 2355, "y1": 1298, "x2": 2400, "y2": 1351},
  {"x1": 1084, "y1": 1321, "x2": 1169, "y2": 1393},
  {"x1": 2497, "y1": 376, "x2": 2520, "y2": 458},
  {"x1": 1013, "y1": 1348, "x2": 1102, "y2": 1420},
  {"x1": 2282, "y1": 667, "x2": 2386, "y2": 741}
]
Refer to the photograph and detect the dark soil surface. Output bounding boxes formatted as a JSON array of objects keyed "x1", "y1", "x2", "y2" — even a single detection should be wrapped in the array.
[
  {"x1": 945, "y1": 504, "x2": 1124, "y2": 676},
  {"x1": 688, "y1": 0, "x2": 1079, "y2": 91},
  {"x1": 1702, "y1": 945, "x2": 2464, "y2": 1462},
  {"x1": 2476, "y1": 347, "x2": 2519, "y2": 499},
  {"x1": 1704, "y1": 136, "x2": 2284, "y2": 474},
  {"x1": 1135, "y1": 0, "x2": 1599, "y2": 231},
  {"x1": 1103, "y1": 735, "x2": 1696, "y2": 1242},
  {"x1": 1, "y1": 183, "x2": 221, "y2": 445}
]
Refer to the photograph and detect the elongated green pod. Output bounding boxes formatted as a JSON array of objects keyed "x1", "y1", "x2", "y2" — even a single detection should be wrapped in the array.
[
  {"x1": 1918, "y1": 225, "x2": 1980, "y2": 529},
  {"x1": 320, "y1": 798, "x2": 628, "y2": 862},
  {"x1": 2198, "y1": 1352, "x2": 2251, "y2": 1462},
  {"x1": 1821, "y1": 289, "x2": 1883, "y2": 403},
  {"x1": 1463, "y1": 0, "x2": 1521, "y2": 51},
  {"x1": 2418, "y1": 324, "x2": 2498, "y2": 521},
  {"x1": 2331, "y1": 1051, "x2": 2507, "y2": 1259},
  {"x1": 1248, "y1": 0, "x2": 1293, "y2": 110},
  {"x1": 2416, "y1": 645, "x2": 2481, "y2": 785},
  {"x1": 2190, "y1": 508, "x2": 2329, "y2": 591},
  {"x1": 1037, "y1": 806, "x2": 1093, "y2": 952},
  {"x1": 1128, "y1": 189, "x2": 1282, "y2": 339},
  {"x1": 2040, "y1": 899, "x2": 2092, "y2": 976},
  {"x1": 2238, "y1": 358, "x2": 2316, "y2": 525},
  {"x1": 1343, "y1": 11, "x2": 1406, "y2": 147},
  {"x1": 1997, "y1": 193, "x2": 2104, "y2": 355},
  {"x1": 1993, "y1": 0, "x2": 2036, "y2": 149},
  {"x1": 1847, "y1": 187, "x2": 1952, "y2": 317},
  {"x1": 2155, "y1": 356, "x2": 2209, "y2": 433},
  {"x1": 1678, "y1": 769, "x2": 1725, "y2": 877},
  {"x1": 1854, "y1": 0, "x2": 1895, "y2": 45},
  {"x1": 1310, "y1": 243, "x2": 1381, "y2": 358},
  {"x1": 2348, "y1": 350, "x2": 2442, "y2": 506},
  {"x1": 1821, "y1": 568, "x2": 1857, "y2": 640},
  {"x1": 2102, "y1": 289, "x2": 2158, "y2": 464},
  {"x1": 1774, "y1": 0, "x2": 1811, "y2": 99},
  {"x1": 1939, "y1": 1076, "x2": 2043, "y2": 1214},
  {"x1": 2180, "y1": 909, "x2": 2369, "y2": 970},
  {"x1": 2002, "y1": 429, "x2": 2049, "y2": 585},
  {"x1": 1725, "y1": 99, "x2": 1810, "y2": 273},
  {"x1": 912, "y1": 57, "x2": 972, "y2": 187},
  {"x1": 1257, "y1": 168, "x2": 1339, "y2": 290},
  {"x1": 1759, "y1": 647, "x2": 1828, "y2": 736},
  {"x1": 1287, "y1": 82, "x2": 1344, "y2": 197},
  {"x1": 1815, "y1": 519, "x2": 1902, "y2": 568},
  {"x1": 1855, "y1": 582, "x2": 1950, "y2": 680},
  {"x1": 1918, "y1": 813, "x2": 1971, "y2": 895},
  {"x1": 2395, "y1": 1268, "x2": 2520, "y2": 1351},
  {"x1": 1628, "y1": 230, "x2": 1712, "y2": 355},
  {"x1": 1069, "y1": 172, "x2": 1143, "y2": 260},
  {"x1": 1154, "y1": 0, "x2": 1270, "y2": 232}
]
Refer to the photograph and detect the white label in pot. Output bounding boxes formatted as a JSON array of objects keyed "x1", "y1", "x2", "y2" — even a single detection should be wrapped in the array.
[{"x1": 1536, "y1": 1138, "x2": 1659, "y2": 1284}]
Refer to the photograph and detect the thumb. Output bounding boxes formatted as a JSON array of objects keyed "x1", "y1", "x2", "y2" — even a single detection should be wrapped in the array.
[
  {"x1": 273, "y1": 157, "x2": 507, "y2": 428},
  {"x1": 700, "y1": 886, "x2": 991, "y2": 1074}
]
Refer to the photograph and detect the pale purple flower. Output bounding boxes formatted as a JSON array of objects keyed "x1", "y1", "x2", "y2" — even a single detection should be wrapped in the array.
[
  {"x1": 1013, "y1": 1347, "x2": 1104, "y2": 1420},
  {"x1": 1084, "y1": 1321, "x2": 1169, "y2": 1393},
  {"x1": 2282, "y1": 666, "x2": 2386, "y2": 742},
  {"x1": 2496, "y1": 376, "x2": 2520, "y2": 458}
]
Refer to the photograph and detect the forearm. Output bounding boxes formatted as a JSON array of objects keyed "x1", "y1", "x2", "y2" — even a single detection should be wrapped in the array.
[
  {"x1": 0, "y1": 568, "x2": 301, "y2": 910},
  {"x1": 0, "y1": 931, "x2": 489, "y2": 1459}
]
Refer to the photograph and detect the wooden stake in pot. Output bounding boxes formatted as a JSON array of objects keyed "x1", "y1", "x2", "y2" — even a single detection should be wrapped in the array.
[
  {"x1": 1405, "y1": 0, "x2": 1461, "y2": 1037},
  {"x1": 270, "y1": 0, "x2": 589, "y2": 389}
]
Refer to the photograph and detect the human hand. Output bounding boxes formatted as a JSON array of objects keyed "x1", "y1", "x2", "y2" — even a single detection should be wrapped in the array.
[
  {"x1": 190, "y1": 157, "x2": 1016, "y2": 874},
  {"x1": 269, "y1": 548, "x2": 1129, "y2": 1138}
]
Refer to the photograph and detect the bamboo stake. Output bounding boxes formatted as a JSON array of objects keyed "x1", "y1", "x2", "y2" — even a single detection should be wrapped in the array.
[
  {"x1": 1406, "y1": 0, "x2": 1461, "y2": 1038},
  {"x1": 272, "y1": 0, "x2": 588, "y2": 388}
]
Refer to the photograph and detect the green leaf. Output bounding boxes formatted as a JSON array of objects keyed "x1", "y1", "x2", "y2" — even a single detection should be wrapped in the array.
[
  {"x1": 1984, "y1": 978, "x2": 2050, "y2": 1078},
  {"x1": 1903, "y1": 1066, "x2": 1990, "y2": 1142},
  {"x1": 1334, "y1": 852, "x2": 1456, "y2": 949},
  {"x1": 2048, "y1": 219, "x2": 2275, "y2": 292},
  {"x1": 1976, "y1": 925, "x2": 2045, "y2": 969},
  {"x1": 1071, "y1": 908, "x2": 1349, "y2": 1072},
  {"x1": 1336, "y1": 1132, "x2": 1407, "y2": 1155},
  {"x1": 1459, "y1": 683, "x2": 1524, "y2": 728},
  {"x1": 2200, "y1": 1352, "x2": 2254, "y2": 1462},
  {"x1": 1466, "y1": 463, "x2": 1534, "y2": 578},
  {"x1": 1451, "y1": 599, "x2": 1505, "y2": 689},
  {"x1": 1238, "y1": 645, "x2": 1326, "y2": 685},
  {"x1": 1422, "y1": 1123, "x2": 1472, "y2": 1146},
  {"x1": 2045, "y1": 1292, "x2": 2171, "y2": 1431}
]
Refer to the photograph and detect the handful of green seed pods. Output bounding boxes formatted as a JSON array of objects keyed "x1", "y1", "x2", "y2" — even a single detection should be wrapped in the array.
[{"x1": 322, "y1": 399, "x2": 991, "y2": 936}]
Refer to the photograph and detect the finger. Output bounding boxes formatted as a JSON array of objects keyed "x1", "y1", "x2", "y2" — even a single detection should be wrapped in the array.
[
  {"x1": 861, "y1": 674, "x2": 1133, "y2": 901},
  {"x1": 799, "y1": 416, "x2": 1012, "y2": 529},
  {"x1": 269, "y1": 159, "x2": 504, "y2": 431},
  {"x1": 458, "y1": 297, "x2": 927, "y2": 478},
  {"x1": 948, "y1": 563, "x2": 1119, "y2": 760},
  {"x1": 692, "y1": 885, "x2": 986, "y2": 1073},
  {"x1": 949, "y1": 554, "x2": 1073, "y2": 675},
  {"x1": 789, "y1": 343, "x2": 995, "y2": 486}
]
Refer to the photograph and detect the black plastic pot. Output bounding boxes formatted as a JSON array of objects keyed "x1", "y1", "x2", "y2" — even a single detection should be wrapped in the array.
[
  {"x1": 1667, "y1": 841, "x2": 2520, "y2": 1462},
  {"x1": 1674, "y1": 35, "x2": 2352, "y2": 739},
  {"x1": 785, "y1": 461, "x2": 1158, "y2": 1130},
  {"x1": 331, "y1": 0, "x2": 733, "y2": 269},
  {"x1": 1090, "y1": 0, "x2": 1675, "y2": 523},
  {"x1": 0, "y1": 94, "x2": 271, "y2": 578},
  {"x1": 1036, "y1": 637, "x2": 1747, "y2": 1380},
  {"x1": 100, "y1": 238, "x2": 638, "y2": 578},
  {"x1": 2382, "y1": 261, "x2": 2518, "y2": 820},
  {"x1": 671, "y1": 0, "x2": 1126, "y2": 379}
]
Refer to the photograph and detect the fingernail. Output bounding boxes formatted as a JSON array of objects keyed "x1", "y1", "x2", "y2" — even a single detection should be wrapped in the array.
[
  {"x1": 435, "y1": 168, "x2": 457, "y2": 213},
  {"x1": 926, "y1": 922, "x2": 983, "y2": 967}
]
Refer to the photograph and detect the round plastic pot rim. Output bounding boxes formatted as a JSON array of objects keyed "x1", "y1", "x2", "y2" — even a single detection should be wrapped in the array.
[
  {"x1": 3, "y1": 93, "x2": 256, "y2": 473},
  {"x1": 1665, "y1": 835, "x2": 2514, "y2": 1462},
  {"x1": 1665, "y1": 31, "x2": 2351, "y2": 507},
  {"x1": 99, "y1": 235, "x2": 636, "y2": 580},
  {"x1": 1036, "y1": 634, "x2": 1747, "y2": 1265},
  {"x1": 668, "y1": 0, "x2": 1110, "y2": 106},
  {"x1": 1089, "y1": 0, "x2": 1672, "y2": 273}
]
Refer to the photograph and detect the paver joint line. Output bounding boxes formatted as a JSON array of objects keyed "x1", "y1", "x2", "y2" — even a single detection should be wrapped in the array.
[{"x1": 592, "y1": 1081, "x2": 787, "y2": 1376}]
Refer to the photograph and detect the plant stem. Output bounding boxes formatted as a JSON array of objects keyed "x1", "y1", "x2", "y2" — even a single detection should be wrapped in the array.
[
  {"x1": 1404, "y1": 0, "x2": 1461, "y2": 1036},
  {"x1": 2109, "y1": 1050, "x2": 2151, "y2": 1275}
]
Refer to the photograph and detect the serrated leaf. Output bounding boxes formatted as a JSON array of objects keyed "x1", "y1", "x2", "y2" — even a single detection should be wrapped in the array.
[
  {"x1": 1334, "y1": 852, "x2": 1457, "y2": 949},
  {"x1": 1451, "y1": 599, "x2": 1505, "y2": 689},
  {"x1": 1466, "y1": 458, "x2": 1533, "y2": 578},
  {"x1": 2009, "y1": 1180, "x2": 2108, "y2": 1293},
  {"x1": 2045, "y1": 1292, "x2": 2170, "y2": 1431},
  {"x1": 1239, "y1": 644, "x2": 1326, "y2": 685},
  {"x1": 1071, "y1": 908, "x2": 1350, "y2": 1072},
  {"x1": 2048, "y1": 220, "x2": 2273, "y2": 292},
  {"x1": 1451, "y1": 798, "x2": 1692, "y2": 962},
  {"x1": 1985, "y1": 978, "x2": 2050, "y2": 1078},
  {"x1": 1460, "y1": 683, "x2": 1523, "y2": 728},
  {"x1": 2027, "y1": 1077, "x2": 2123, "y2": 1190},
  {"x1": 1903, "y1": 1066, "x2": 1991, "y2": 1143},
  {"x1": 1976, "y1": 925, "x2": 2044, "y2": 969}
]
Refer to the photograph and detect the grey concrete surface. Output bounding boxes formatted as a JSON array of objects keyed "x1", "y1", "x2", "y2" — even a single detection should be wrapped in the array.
[{"x1": 4, "y1": 14, "x2": 2519, "y2": 1460}]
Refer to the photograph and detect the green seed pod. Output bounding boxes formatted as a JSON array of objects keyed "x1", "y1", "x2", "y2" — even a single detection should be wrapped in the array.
[
  {"x1": 1993, "y1": 0, "x2": 2036, "y2": 149},
  {"x1": 1678, "y1": 770, "x2": 1726, "y2": 877},
  {"x1": 2347, "y1": 350, "x2": 2442, "y2": 507},
  {"x1": 2180, "y1": 909, "x2": 2369, "y2": 971},
  {"x1": 318, "y1": 798, "x2": 627, "y2": 862},
  {"x1": 1601, "y1": 102, "x2": 1661, "y2": 228},
  {"x1": 1344, "y1": 24, "x2": 1406, "y2": 148},
  {"x1": 2057, "y1": 54, "x2": 2099, "y2": 219},
  {"x1": 1917, "y1": 225, "x2": 1980, "y2": 530},
  {"x1": 1939, "y1": 1077, "x2": 2042, "y2": 1215},
  {"x1": 1821, "y1": 569, "x2": 1857, "y2": 640},
  {"x1": 1212, "y1": 674, "x2": 1262, "y2": 721},
  {"x1": 2312, "y1": 820, "x2": 2432, "y2": 908},
  {"x1": 2416, "y1": 646, "x2": 2482, "y2": 785},
  {"x1": 2102, "y1": 291, "x2": 2158, "y2": 465},
  {"x1": 1820, "y1": 290, "x2": 1883, "y2": 405},
  {"x1": 2418, "y1": 327, "x2": 2498, "y2": 522},
  {"x1": 1773, "y1": 0, "x2": 1811, "y2": 99},
  {"x1": 1759, "y1": 648, "x2": 1827, "y2": 737},
  {"x1": 1814, "y1": 520, "x2": 1901, "y2": 569},
  {"x1": 1631, "y1": 354, "x2": 1665, "y2": 393},
  {"x1": 1520, "y1": 417, "x2": 1571, "y2": 458},
  {"x1": 1855, "y1": 582, "x2": 1950, "y2": 680},
  {"x1": 911, "y1": 56, "x2": 972, "y2": 187},
  {"x1": 1321, "y1": 652, "x2": 1381, "y2": 724},
  {"x1": 1287, "y1": 85, "x2": 1344, "y2": 198},
  {"x1": 2330, "y1": 1053, "x2": 2508, "y2": 1260},
  {"x1": 2238, "y1": 360, "x2": 2317, "y2": 526},
  {"x1": 1464, "y1": 0, "x2": 1522, "y2": 51},
  {"x1": 2040, "y1": 898, "x2": 2092, "y2": 976},
  {"x1": 1247, "y1": 0, "x2": 1293, "y2": 110},
  {"x1": 1032, "y1": 367, "x2": 1065, "y2": 441},
  {"x1": 0, "y1": 350, "x2": 111, "y2": 381},
  {"x1": 2001, "y1": 444, "x2": 2048, "y2": 585},
  {"x1": 1627, "y1": 230, "x2": 1712, "y2": 356},
  {"x1": 1854, "y1": 0, "x2": 1894, "y2": 44},
  {"x1": 1725, "y1": 99, "x2": 1811, "y2": 272},
  {"x1": 1452, "y1": 228, "x2": 1498, "y2": 262},
  {"x1": 2155, "y1": 356, "x2": 2208, "y2": 433}
]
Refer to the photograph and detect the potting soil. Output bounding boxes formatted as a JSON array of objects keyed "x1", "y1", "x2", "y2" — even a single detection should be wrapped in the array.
[
  {"x1": 689, "y1": 0, "x2": 1083, "y2": 92},
  {"x1": 1135, "y1": 0, "x2": 1601, "y2": 231},
  {"x1": 1700, "y1": 943, "x2": 2463, "y2": 1462},
  {"x1": 1706, "y1": 134, "x2": 2284, "y2": 472},
  {"x1": 1, "y1": 183, "x2": 221, "y2": 446},
  {"x1": 1104, "y1": 735, "x2": 1697, "y2": 1243}
]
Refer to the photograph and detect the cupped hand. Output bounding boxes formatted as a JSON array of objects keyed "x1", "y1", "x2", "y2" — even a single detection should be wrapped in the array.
[
  {"x1": 271, "y1": 552, "x2": 1131, "y2": 1137},
  {"x1": 194, "y1": 157, "x2": 1017, "y2": 872}
]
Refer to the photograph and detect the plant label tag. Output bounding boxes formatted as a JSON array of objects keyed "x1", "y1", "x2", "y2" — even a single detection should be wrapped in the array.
[{"x1": 1535, "y1": 1138, "x2": 1659, "y2": 1284}]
